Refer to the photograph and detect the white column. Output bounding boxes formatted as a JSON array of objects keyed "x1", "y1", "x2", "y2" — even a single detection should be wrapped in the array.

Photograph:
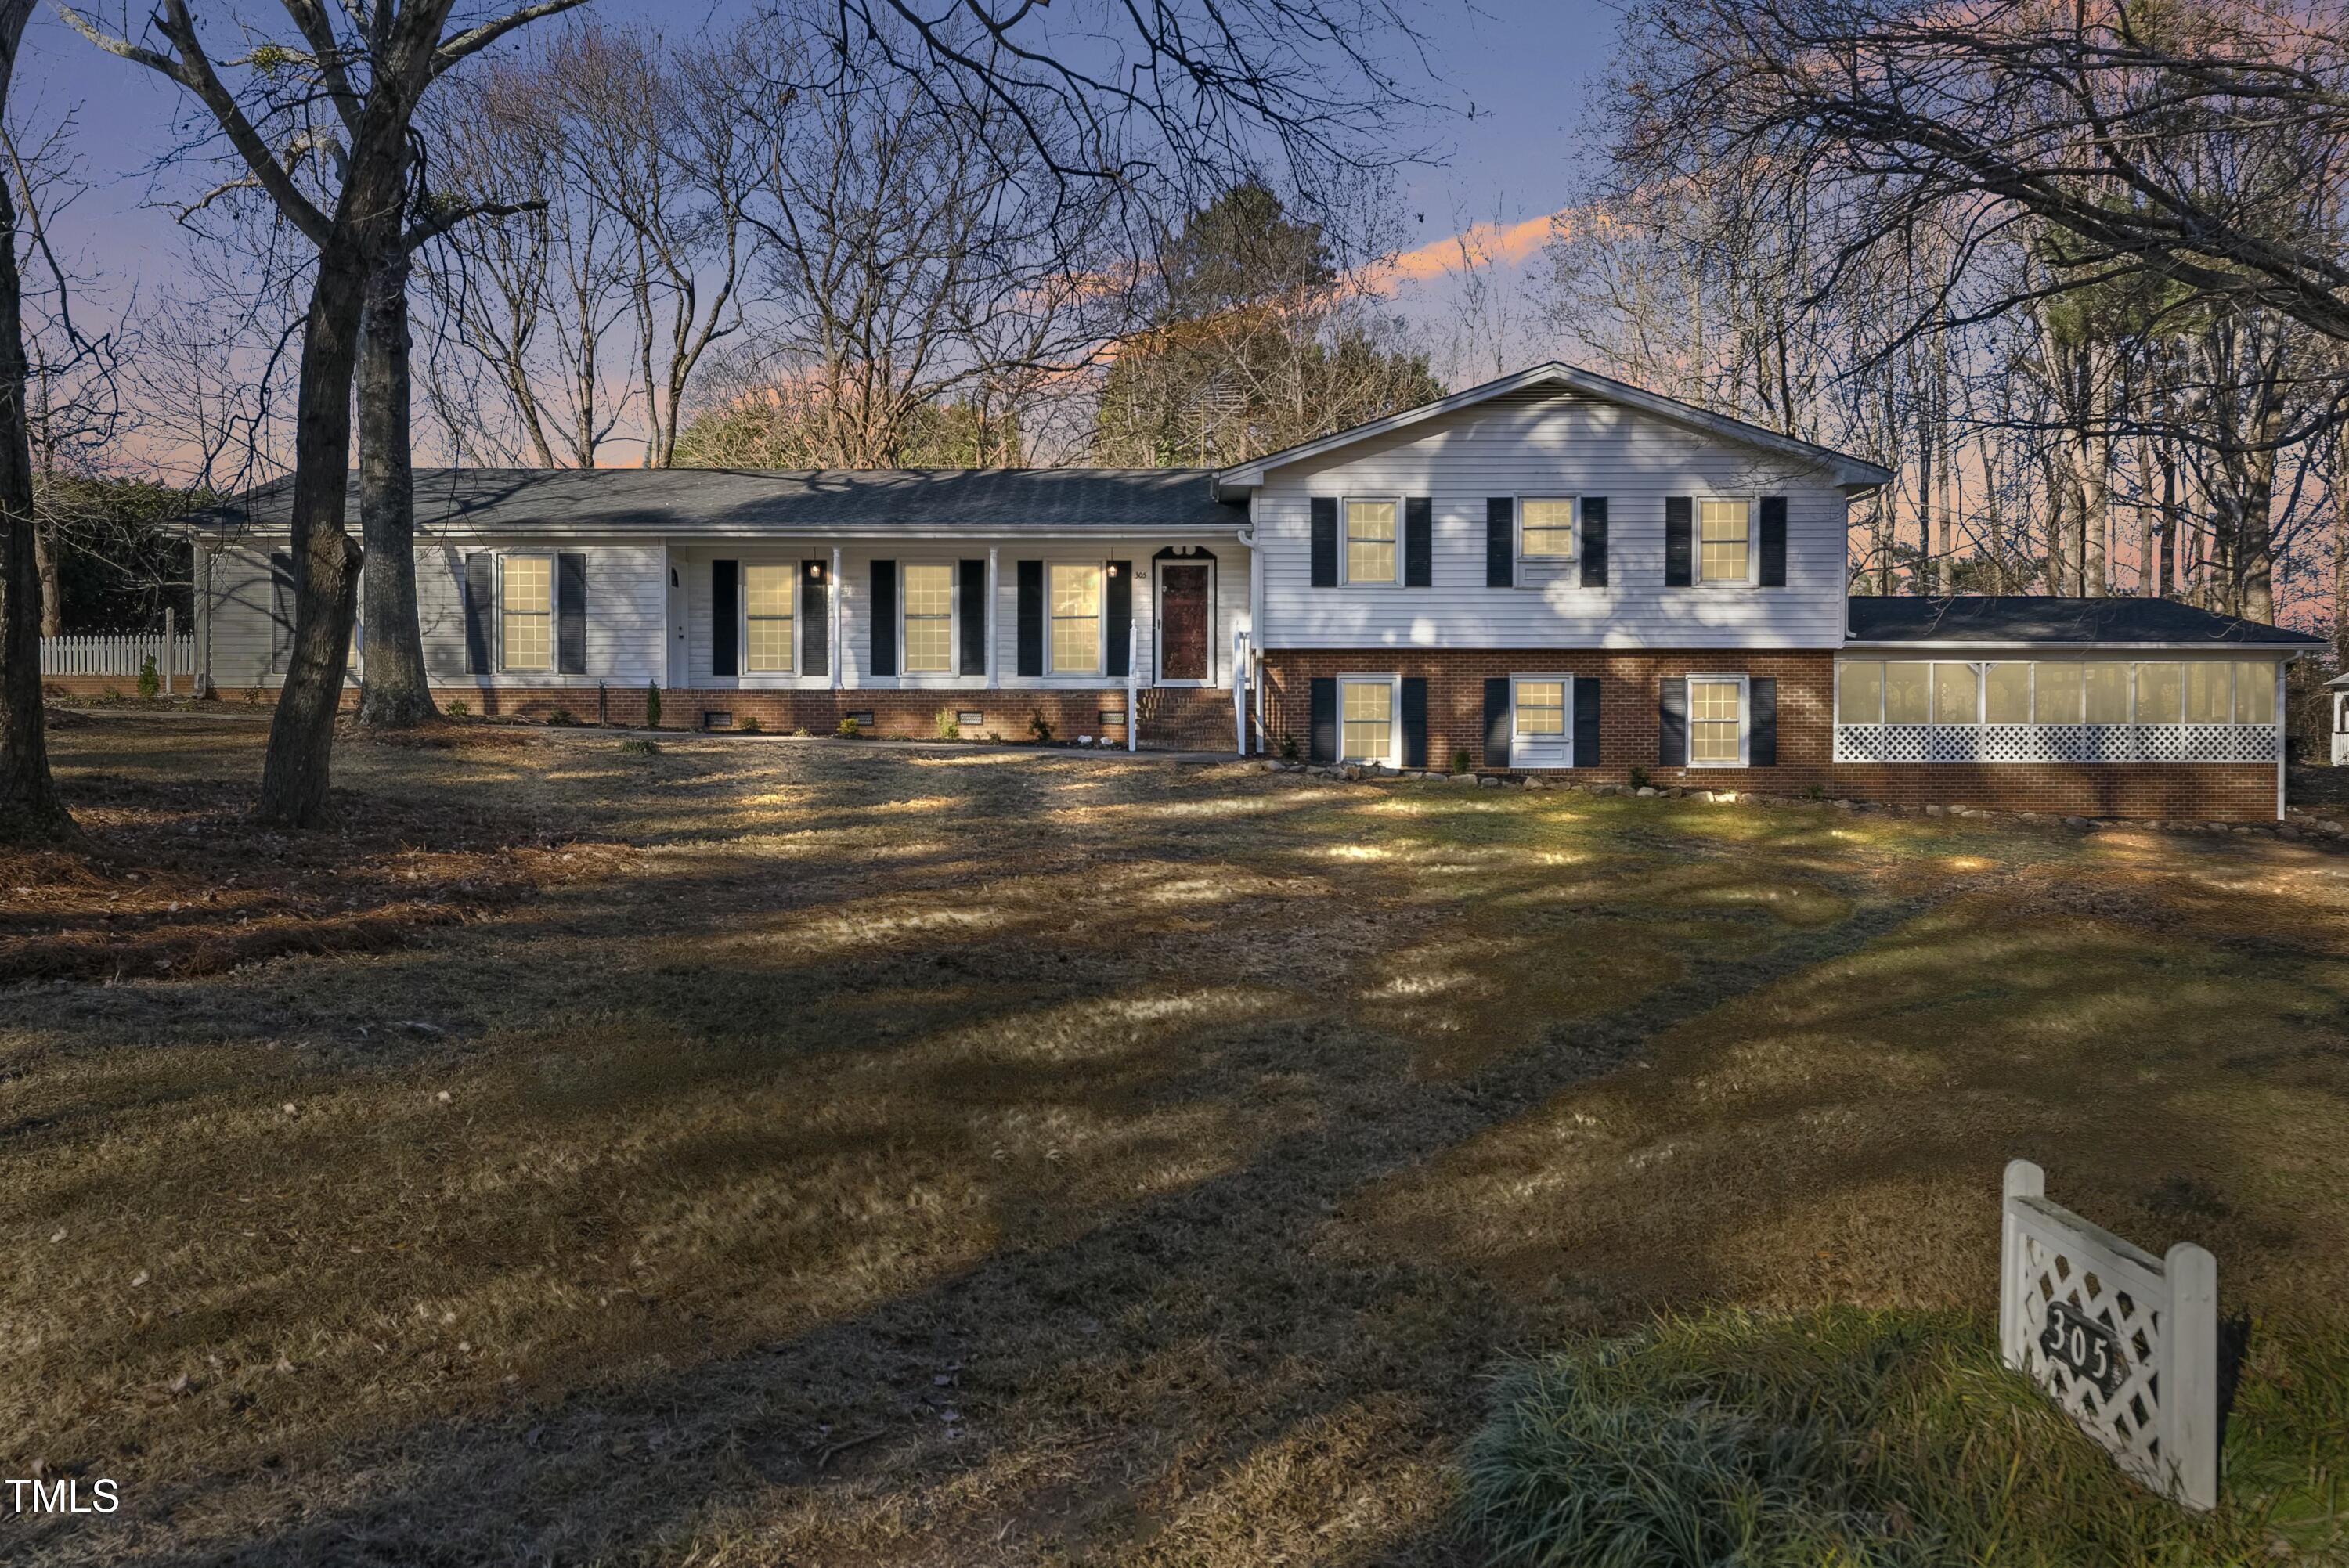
[
  {"x1": 1127, "y1": 623, "x2": 1138, "y2": 752},
  {"x1": 1232, "y1": 631, "x2": 1248, "y2": 755},
  {"x1": 987, "y1": 547, "x2": 999, "y2": 690},
  {"x1": 831, "y1": 546, "x2": 843, "y2": 690}
]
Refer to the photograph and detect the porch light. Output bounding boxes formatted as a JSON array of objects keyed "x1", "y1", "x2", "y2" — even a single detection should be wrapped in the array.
[
  {"x1": 808, "y1": 562, "x2": 824, "y2": 579},
  {"x1": 1105, "y1": 563, "x2": 1119, "y2": 577}
]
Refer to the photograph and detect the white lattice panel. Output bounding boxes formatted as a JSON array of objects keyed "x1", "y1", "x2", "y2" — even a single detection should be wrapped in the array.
[
  {"x1": 1837, "y1": 724, "x2": 2279, "y2": 765},
  {"x1": 2000, "y1": 1160, "x2": 2218, "y2": 1509}
]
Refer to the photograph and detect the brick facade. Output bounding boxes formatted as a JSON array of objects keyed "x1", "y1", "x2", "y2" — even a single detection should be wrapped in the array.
[{"x1": 1260, "y1": 649, "x2": 2281, "y2": 822}]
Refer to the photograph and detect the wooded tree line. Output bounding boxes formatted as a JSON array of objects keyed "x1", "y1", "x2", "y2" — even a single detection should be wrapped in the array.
[{"x1": 1546, "y1": 0, "x2": 2349, "y2": 648}]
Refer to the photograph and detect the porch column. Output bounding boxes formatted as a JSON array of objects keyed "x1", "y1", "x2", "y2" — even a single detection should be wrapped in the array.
[
  {"x1": 831, "y1": 546, "x2": 843, "y2": 690},
  {"x1": 987, "y1": 546, "x2": 999, "y2": 689}
]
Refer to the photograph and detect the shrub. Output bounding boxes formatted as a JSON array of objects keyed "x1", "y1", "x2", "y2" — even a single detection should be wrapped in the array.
[
  {"x1": 1279, "y1": 733, "x2": 1301, "y2": 762},
  {"x1": 935, "y1": 709, "x2": 961, "y2": 740},
  {"x1": 618, "y1": 737, "x2": 661, "y2": 757},
  {"x1": 1629, "y1": 764, "x2": 1651, "y2": 790},
  {"x1": 790, "y1": 726, "x2": 812, "y2": 737},
  {"x1": 1462, "y1": 1308, "x2": 2345, "y2": 1568},
  {"x1": 644, "y1": 683, "x2": 662, "y2": 730},
  {"x1": 737, "y1": 716, "x2": 762, "y2": 735},
  {"x1": 835, "y1": 716, "x2": 863, "y2": 738},
  {"x1": 137, "y1": 654, "x2": 161, "y2": 701},
  {"x1": 442, "y1": 697, "x2": 471, "y2": 719},
  {"x1": 1450, "y1": 747, "x2": 1473, "y2": 775},
  {"x1": 546, "y1": 706, "x2": 579, "y2": 727},
  {"x1": 1028, "y1": 712, "x2": 1054, "y2": 742}
]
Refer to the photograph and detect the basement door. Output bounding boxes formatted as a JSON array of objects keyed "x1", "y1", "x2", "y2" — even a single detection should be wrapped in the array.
[{"x1": 1156, "y1": 560, "x2": 1213, "y2": 685}]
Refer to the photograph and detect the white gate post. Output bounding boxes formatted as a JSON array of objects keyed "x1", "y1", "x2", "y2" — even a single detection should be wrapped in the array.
[
  {"x1": 2165, "y1": 1242, "x2": 2221, "y2": 1511},
  {"x1": 1999, "y1": 1157, "x2": 2044, "y2": 1363}
]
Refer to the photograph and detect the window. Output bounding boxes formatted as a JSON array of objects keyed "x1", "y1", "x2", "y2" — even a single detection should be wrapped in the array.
[
  {"x1": 2135, "y1": 661, "x2": 2184, "y2": 725},
  {"x1": 2234, "y1": 661, "x2": 2276, "y2": 725},
  {"x1": 903, "y1": 563, "x2": 954, "y2": 674},
  {"x1": 1932, "y1": 662, "x2": 1980, "y2": 724},
  {"x1": 1884, "y1": 661, "x2": 1932, "y2": 724},
  {"x1": 2084, "y1": 661, "x2": 2132, "y2": 724},
  {"x1": 1050, "y1": 562, "x2": 1101, "y2": 673},
  {"x1": 1344, "y1": 499, "x2": 1398, "y2": 584},
  {"x1": 1340, "y1": 677, "x2": 1395, "y2": 762},
  {"x1": 1985, "y1": 662, "x2": 2032, "y2": 724},
  {"x1": 1838, "y1": 661, "x2": 1885, "y2": 724},
  {"x1": 744, "y1": 564, "x2": 794, "y2": 673},
  {"x1": 501, "y1": 554, "x2": 552, "y2": 672},
  {"x1": 1688, "y1": 676, "x2": 1745, "y2": 765},
  {"x1": 2036, "y1": 663, "x2": 2084, "y2": 723},
  {"x1": 2185, "y1": 663, "x2": 2232, "y2": 724},
  {"x1": 1515, "y1": 679, "x2": 1566, "y2": 736},
  {"x1": 1698, "y1": 499, "x2": 1751, "y2": 583},
  {"x1": 1519, "y1": 498, "x2": 1575, "y2": 560}
]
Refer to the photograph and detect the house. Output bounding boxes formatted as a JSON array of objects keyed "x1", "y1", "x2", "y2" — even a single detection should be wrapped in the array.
[{"x1": 182, "y1": 363, "x2": 2322, "y2": 821}]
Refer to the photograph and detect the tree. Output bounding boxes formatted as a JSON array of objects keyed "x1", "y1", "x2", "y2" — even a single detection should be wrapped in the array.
[
  {"x1": 60, "y1": 0, "x2": 585, "y2": 824},
  {"x1": 1092, "y1": 182, "x2": 1442, "y2": 466},
  {"x1": 0, "y1": 0, "x2": 70, "y2": 842}
]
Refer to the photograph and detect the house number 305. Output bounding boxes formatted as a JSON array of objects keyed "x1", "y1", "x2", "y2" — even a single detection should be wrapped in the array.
[{"x1": 2040, "y1": 1301, "x2": 2128, "y2": 1398}]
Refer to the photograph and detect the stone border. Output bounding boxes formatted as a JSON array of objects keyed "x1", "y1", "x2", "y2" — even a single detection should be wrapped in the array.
[{"x1": 1255, "y1": 759, "x2": 2348, "y2": 845}]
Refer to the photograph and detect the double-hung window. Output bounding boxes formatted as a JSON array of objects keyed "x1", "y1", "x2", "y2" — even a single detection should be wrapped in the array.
[
  {"x1": 1688, "y1": 676, "x2": 1746, "y2": 766},
  {"x1": 1518, "y1": 498, "x2": 1575, "y2": 561},
  {"x1": 903, "y1": 563, "x2": 954, "y2": 675},
  {"x1": 744, "y1": 564, "x2": 795, "y2": 673},
  {"x1": 1340, "y1": 676, "x2": 1395, "y2": 764},
  {"x1": 1050, "y1": 562, "x2": 1102, "y2": 674},
  {"x1": 1344, "y1": 499, "x2": 1398, "y2": 585},
  {"x1": 1698, "y1": 499, "x2": 1752, "y2": 585},
  {"x1": 1515, "y1": 679, "x2": 1566, "y2": 738},
  {"x1": 500, "y1": 554, "x2": 553, "y2": 673}
]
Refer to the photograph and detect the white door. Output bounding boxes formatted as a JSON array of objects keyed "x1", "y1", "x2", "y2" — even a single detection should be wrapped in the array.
[{"x1": 666, "y1": 560, "x2": 687, "y2": 688}]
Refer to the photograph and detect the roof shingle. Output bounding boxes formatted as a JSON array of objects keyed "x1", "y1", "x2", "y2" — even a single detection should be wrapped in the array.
[{"x1": 1846, "y1": 595, "x2": 2321, "y2": 647}]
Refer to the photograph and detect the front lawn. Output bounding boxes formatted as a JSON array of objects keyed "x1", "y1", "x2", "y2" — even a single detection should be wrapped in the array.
[{"x1": 5, "y1": 716, "x2": 2344, "y2": 1564}]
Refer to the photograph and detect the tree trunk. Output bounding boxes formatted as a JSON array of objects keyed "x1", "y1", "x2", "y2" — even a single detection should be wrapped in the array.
[
  {"x1": 0, "y1": 0, "x2": 70, "y2": 843},
  {"x1": 2333, "y1": 428, "x2": 2349, "y2": 672},
  {"x1": 355, "y1": 243, "x2": 439, "y2": 729},
  {"x1": 2080, "y1": 430, "x2": 2108, "y2": 598},
  {"x1": 254, "y1": 236, "x2": 370, "y2": 828},
  {"x1": 2157, "y1": 437, "x2": 2178, "y2": 600},
  {"x1": 32, "y1": 512, "x2": 60, "y2": 635}
]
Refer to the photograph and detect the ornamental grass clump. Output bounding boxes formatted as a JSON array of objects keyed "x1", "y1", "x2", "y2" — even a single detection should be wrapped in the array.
[{"x1": 1460, "y1": 1307, "x2": 2344, "y2": 1568}]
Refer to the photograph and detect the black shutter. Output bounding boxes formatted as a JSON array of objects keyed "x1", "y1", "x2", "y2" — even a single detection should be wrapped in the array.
[
  {"x1": 1309, "y1": 676, "x2": 1337, "y2": 763},
  {"x1": 1749, "y1": 677, "x2": 1777, "y2": 766},
  {"x1": 557, "y1": 552, "x2": 587, "y2": 674},
  {"x1": 958, "y1": 559, "x2": 986, "y2": 676},
  {"x1": 1759, "y1": 496, "x2": 1788, "y2": 587},
  {"x1": 1573, "y1": 675, "x2": 1601, "y2": 766},
  {"x1": 1310, "y1": 498, "x2": 1338, "y2": 586},
  {"x1": 460, "y1": 553, "x2": 491, "y2": 674},
  {"x1": 1403, "y1": 497, "x2": 1432, "y2": 586},
  {"x1": 1106, "y1": 560, "x2": 1132, "y2": 676},
  {"x1": 1579, "y1": 498, "x2": 1609, "y2": 588},
  {"x1": 1483, "y1": 676, "x2": 1510, "y2": 769},
  {"x1": 1659, "y1": 677, "x2": 1688, "y2": 766},
  {"x1": 1486, "y1": 497, "x2": 1514, "y2": 587},
  {"x1": 1400, "y1": 676, "x2": 1428, "y2": 769},
  {"x1": 1665, "y1": 498, "x2": 1694, "y2": 586},
  {"x1": 1016, "y1": 560, "x2": 1044, "y2": 676},
  {"x1": 869, "y1": 559, "x2": 897, "y2": 677},
  {"x1": 801, "y1": 560, "x2": 828, "y2": 678},
  {"x1": 711, "y1": 559, "x2": 738, "y2": 678}
]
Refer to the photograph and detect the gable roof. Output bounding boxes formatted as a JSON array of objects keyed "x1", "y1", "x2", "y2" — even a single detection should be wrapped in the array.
[
  {"x1": 1210, "y1": 362, "x2": 1897, "y2": 493},
  {"x1": 186, "y1": 466, "x2": 1242, "y2": 539},
  {"x1": 1846, "y1": 596, "x2": 2323, "y2": 648}
]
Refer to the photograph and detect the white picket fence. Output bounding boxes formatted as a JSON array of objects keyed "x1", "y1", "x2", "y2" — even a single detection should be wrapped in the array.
[{"x1": 39, "y1": 633, "x2": 196, "y2": 680}]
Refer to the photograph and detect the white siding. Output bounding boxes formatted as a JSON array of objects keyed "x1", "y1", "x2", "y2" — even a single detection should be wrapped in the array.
[
  {"x1": 1253, "y1": 387, "x2": 1852, "y2": 650},
  {"x1": 669, "y1": 538, "x2": 1251, "y2": 691}
]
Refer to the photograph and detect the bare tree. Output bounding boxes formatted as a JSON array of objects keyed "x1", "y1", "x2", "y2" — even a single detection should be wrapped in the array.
[{"x1": 59, "y1": 0, "x2": 585, "y2": 824}]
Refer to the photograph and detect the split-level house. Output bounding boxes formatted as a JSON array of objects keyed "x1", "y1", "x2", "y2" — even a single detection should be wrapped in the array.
[{"x1": 188, "y1": 363, "x2": 2321, "y2": 821}]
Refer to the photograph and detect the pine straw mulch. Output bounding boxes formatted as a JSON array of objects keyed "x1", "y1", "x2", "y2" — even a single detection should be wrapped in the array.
[{"x1": 0, "y1": 770, "x2": 631, "y2": 985}]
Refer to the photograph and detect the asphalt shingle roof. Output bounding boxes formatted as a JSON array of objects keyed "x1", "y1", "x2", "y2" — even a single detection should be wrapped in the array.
[
  {"x1": 188, "y1": 467, "x2": 1243, "y2": 536},
  {"x1": 1846, "y1": 595, "x2": 2322, "y2": 647}
]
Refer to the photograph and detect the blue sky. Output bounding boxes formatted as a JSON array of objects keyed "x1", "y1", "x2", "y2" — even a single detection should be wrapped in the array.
[{"x1": 20, "y1": 0, "x2": 1617, "y2": 297}]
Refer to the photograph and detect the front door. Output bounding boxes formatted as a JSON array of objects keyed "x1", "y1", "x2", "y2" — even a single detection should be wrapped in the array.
[{"x1": 1156, "y1": 562, "x2": 1212, "y2": 684}]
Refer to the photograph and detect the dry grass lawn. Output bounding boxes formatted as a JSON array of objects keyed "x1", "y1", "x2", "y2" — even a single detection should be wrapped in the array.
[{"x1": 4, "y1": 713, "x2": 2347, "y2": 1565}]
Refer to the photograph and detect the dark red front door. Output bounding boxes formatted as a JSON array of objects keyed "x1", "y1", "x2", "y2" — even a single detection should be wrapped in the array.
[{"x1": 1158, "y1": 564, "x2": 1211, "y2": 682}]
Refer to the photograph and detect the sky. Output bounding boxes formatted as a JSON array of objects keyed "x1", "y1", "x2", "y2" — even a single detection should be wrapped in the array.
[{"x1": 15, "y1": 0, "x2": 1619, "y2": 389}]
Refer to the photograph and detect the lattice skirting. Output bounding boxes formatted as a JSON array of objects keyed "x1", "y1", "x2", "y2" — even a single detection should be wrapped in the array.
[{"x1": 1835, "y1": 724, "x2": 2280, "y2": 764}]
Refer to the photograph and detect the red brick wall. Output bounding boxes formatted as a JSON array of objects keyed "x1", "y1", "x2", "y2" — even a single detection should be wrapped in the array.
[{"x1": 1260, "y1": 649, "x2": 2280, "y2": 821}]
